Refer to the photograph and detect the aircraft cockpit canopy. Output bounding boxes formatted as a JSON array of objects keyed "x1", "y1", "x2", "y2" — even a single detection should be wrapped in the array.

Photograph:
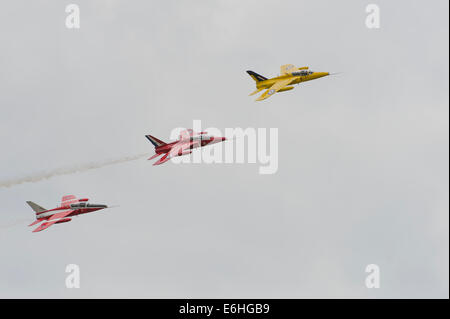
[
  {"x1": 191, "y1": 135, "x2": 212, "y2": 141},
  {"x1": 71, "y1": 202, "x2": 88, "y2": 208},
  {"x1": 292, "y1": 70, "x2": 313, "y2": 76}
]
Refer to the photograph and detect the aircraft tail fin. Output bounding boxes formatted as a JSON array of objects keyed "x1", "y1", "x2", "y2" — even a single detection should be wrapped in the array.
[
  {"x1": 26, "y1": 201, "x2": 46, "y2": 214},
  {"x1": 246, "y1": 70, "x2": 268, "y2": 82},
  {"x1": 145, "y1": 135, "x2": 167, "y2": 148}
]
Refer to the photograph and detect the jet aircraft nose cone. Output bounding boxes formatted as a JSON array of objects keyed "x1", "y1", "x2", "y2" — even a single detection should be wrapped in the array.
[
  {"x1": 313, "y1": 72, "x2": 329, "y2": 79},
  {"x1": 91, "y1": 204, "x2": 107, "y2": 208}
]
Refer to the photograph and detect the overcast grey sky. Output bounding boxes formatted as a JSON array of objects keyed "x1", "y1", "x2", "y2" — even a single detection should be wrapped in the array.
[{"x1": 0, "y1": 0, "x2": 448, "y2": 298}]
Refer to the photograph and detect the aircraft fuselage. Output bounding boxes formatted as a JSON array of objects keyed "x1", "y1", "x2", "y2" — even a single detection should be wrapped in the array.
[
  {"x1": 154, "y1": 136, "x2": 226, "y2": 155},
  {"x1": 256, "y1": 71, "x2": 329, "y2": 89},
  {"x1": 35, "y1": 204, "x2": 107, "y2": 220}
]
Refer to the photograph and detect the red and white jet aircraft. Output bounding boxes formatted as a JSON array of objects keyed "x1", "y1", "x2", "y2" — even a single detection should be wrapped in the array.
[
  {"x1": 146, "y1": 129, "x2": 226, "y2": 165},
  {"x1": 27, "y1": 195, "x2": 108, "y2": 232}
]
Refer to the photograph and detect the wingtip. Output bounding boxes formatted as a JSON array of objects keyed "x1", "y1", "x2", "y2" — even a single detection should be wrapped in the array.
[{"x1": 32, "y1": 226, "x2": 43, "y2": 233}]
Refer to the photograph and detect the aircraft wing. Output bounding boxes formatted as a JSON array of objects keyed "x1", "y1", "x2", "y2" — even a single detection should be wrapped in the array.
[
  {"x1": 153, "y1": 141, "x2": 196, "y2": 165},
  {"x1": 168, "y1": 141, "x2": 198, "y2": 158},
  {"x1": 28, "y1": 219, "x2": 42, "y2": 227},
  {"x1": 32, "y1": 220, "x2": 59, "y2": 232},
  {"x1": 148, "y1": 153, "x2": 163, "y2": 160},
  {"x1": 179, "y1": 129, "x2": 207, "y2": 141},
  {"x1": 32, "y1": 210, "x2": 74, "y2": 232},
  {"x1": 280, "y1": 64, "x2": 296, "y2": 75},
  {"x1": 256, "y1": 78, "x2": 293, "y2": 101},
  {"x1": 179, "y1": 129, "x2": 194, "y2": 140},
  {"x1": 47, "y1": 210, "x2": 74, "y2": 221},
  {"x1": 280, "y1": 64, "x2": 308, "y2": 75},
  {"x1": 61, "y1": 195, "x2": 79, "y2": 206},
  {"x1": 153, "y1": 152, "x2": 171, "y2": 166}
]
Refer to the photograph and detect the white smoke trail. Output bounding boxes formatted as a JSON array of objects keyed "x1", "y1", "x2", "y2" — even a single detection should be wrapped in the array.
[
  {"x1": 0, "y1": 153, "x2": 148, "y2": 189},
  {"x1": 0, "y1": 218, "x2": 31, "y2": 230}
]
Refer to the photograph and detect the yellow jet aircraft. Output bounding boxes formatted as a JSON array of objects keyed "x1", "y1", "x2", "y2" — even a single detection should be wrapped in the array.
[{"x1": 247, "y1": 64, "x2": 330, "y2": 101}]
